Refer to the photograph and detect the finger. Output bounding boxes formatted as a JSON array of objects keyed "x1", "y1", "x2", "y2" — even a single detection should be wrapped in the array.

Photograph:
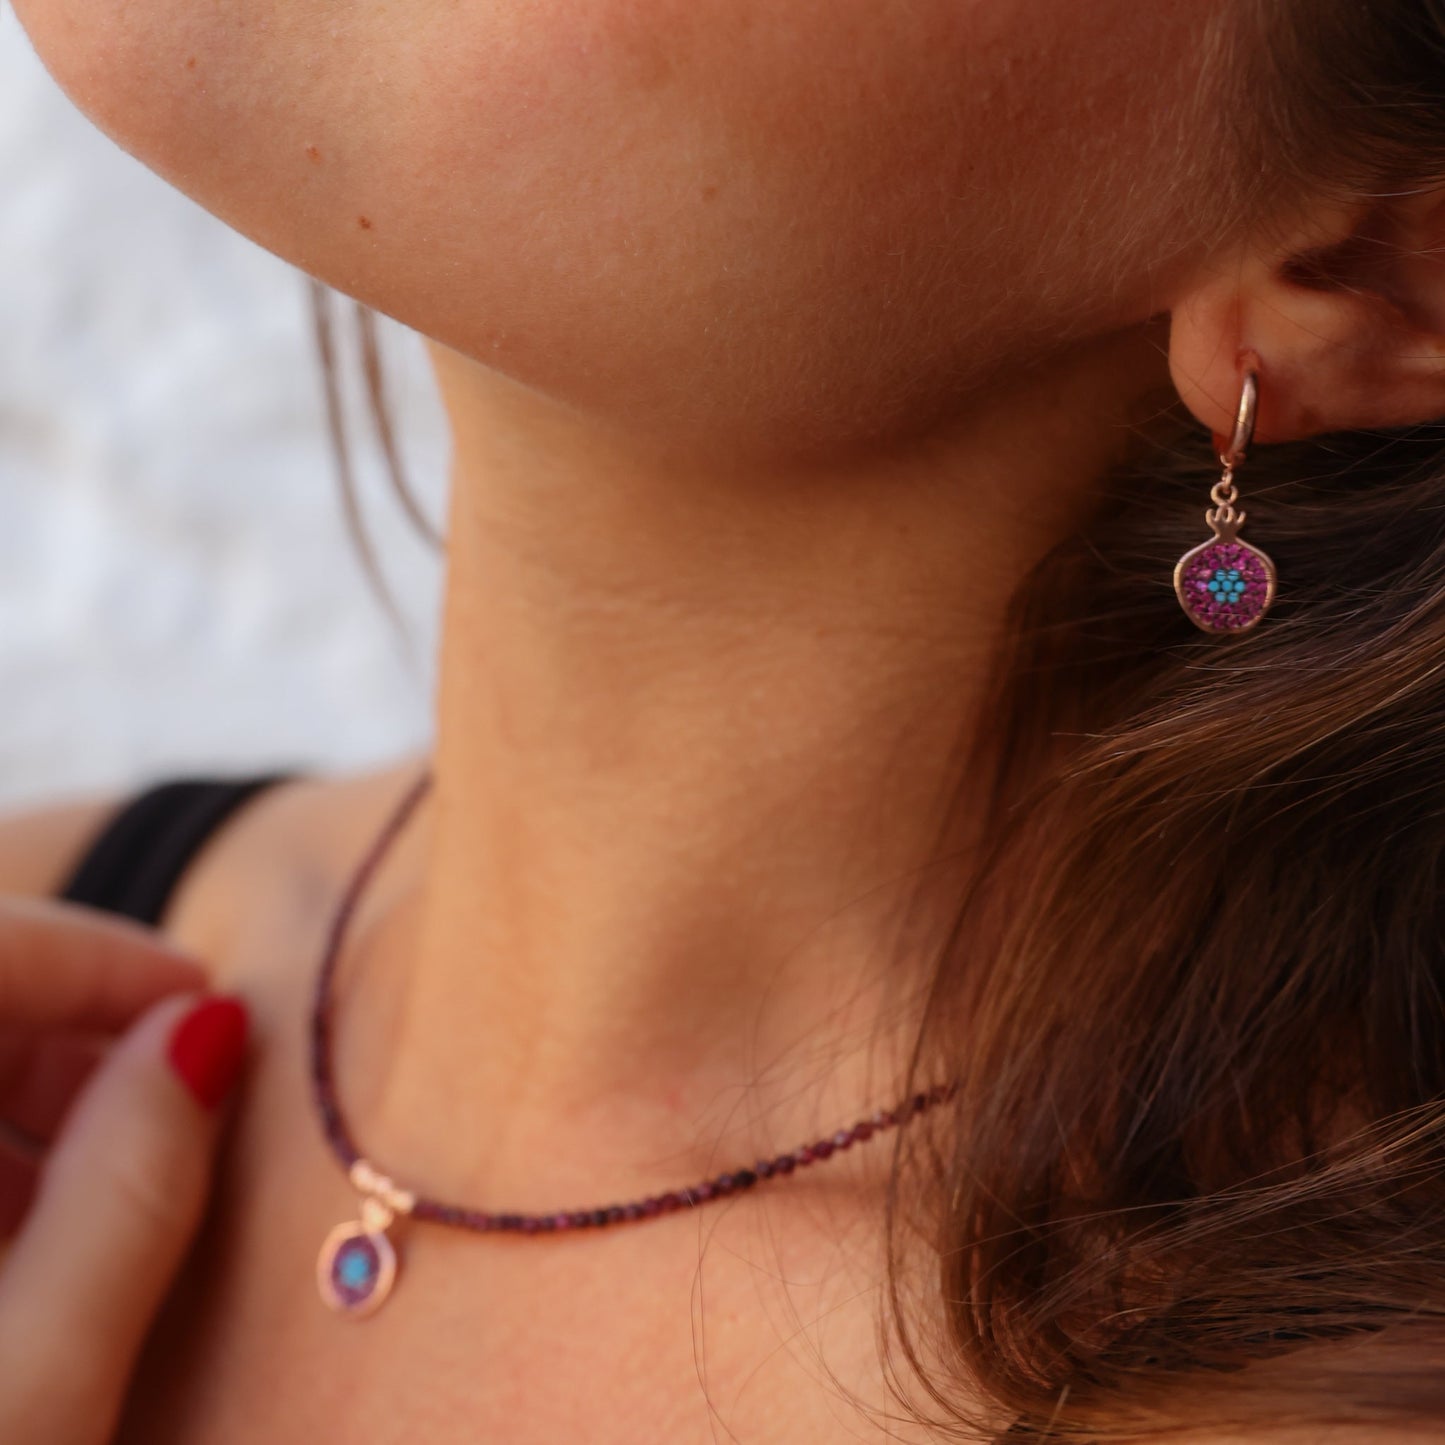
[
  {"x1": 0, "y1": 1133, "x2": 38, "y2": 1236},
  {"x1": 0, "y1": 1028, "x2": 107, "y2": 1145},
  {"x1": 0, "y1": 898, "x2": 206, "y2": 1031},
  {"x1": 0, "y1": 991, "x2": 249, "y2": 1445}
]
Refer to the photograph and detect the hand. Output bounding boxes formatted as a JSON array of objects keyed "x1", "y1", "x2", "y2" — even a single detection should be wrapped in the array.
[{"x1": 0, "y1": 898, "x2": 249, "y2": 1445}]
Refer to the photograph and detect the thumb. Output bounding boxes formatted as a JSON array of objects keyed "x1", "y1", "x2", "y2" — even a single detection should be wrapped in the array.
[{"x1": 0, "y1": 991, "x2": 249, "y2": 1445}]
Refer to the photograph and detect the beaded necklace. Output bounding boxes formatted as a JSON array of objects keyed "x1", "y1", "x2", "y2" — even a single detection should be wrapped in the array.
[{"x1": 309, "y1": 769, "x2": 952, "y2": 1318}]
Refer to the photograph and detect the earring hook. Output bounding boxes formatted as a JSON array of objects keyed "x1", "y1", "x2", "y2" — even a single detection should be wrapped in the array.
[{"x1": 1218, "y1": 364, "x2": 1258, "y2": 471}]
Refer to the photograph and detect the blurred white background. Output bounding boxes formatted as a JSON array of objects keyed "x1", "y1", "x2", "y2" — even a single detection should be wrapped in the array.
[{"x1": 0, "y1": 18, "x2": 450, "y2": 810}]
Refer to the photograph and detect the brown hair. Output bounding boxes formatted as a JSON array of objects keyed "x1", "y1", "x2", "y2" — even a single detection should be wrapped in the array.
[
  {"x1": 316, "y1": 2, "x2": 1445, "y2": 1437},
  {"x1": 883, "y1": 2, "x2": 1445, "y2": 1437},
  {"x1": 309, "y1": 281, "x2": 442, "y2": 631}
]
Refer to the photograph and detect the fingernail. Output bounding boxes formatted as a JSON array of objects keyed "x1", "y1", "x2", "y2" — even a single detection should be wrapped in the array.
[{"x1": 165, "y1": 995, "x2": 250, "y2": 1109}]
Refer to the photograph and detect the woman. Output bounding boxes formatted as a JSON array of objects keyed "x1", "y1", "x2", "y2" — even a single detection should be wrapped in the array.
[{"x1": 5, "y1": 0, "x2": 1445, "y2": 1438}]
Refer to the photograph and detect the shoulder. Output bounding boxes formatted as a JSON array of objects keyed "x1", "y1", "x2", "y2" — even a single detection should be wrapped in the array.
[
  {"x1": 0, "y1": 758, "x2": 425, "y2": 988},
  {"x1": 0, "y1": 792, "x2": 122, "y2": 898},
  {"x1": 163, "y1": 760, "x2": 425, "y2": 974}
]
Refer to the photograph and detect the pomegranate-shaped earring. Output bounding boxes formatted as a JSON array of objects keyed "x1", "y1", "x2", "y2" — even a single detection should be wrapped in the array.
[{"x1": 1173, "y1": 363, "x2": 1277, "y2": 634}]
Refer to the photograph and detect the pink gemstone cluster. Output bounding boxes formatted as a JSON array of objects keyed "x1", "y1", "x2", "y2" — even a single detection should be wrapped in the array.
[{"x1": 1178, "y1": 541, "x2": 1272, "y2": 631}]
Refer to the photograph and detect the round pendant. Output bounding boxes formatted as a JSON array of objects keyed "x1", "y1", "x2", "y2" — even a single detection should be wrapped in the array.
[
  {"x1": 1174, "y1": 537, "x2": 1276, "y2": 634},
  {"x1": 317, "y1": 1220, "x2": 398, "y2": 1318}
]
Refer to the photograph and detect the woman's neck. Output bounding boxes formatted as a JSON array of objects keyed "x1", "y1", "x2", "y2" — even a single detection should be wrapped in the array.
[{"x1": 346, "y1": 324, "x2": 1173, "y2": 1203}]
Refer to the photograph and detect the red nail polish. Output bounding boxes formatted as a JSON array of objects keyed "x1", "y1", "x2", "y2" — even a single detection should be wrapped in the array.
[{"x1": 166, "y1": 995, "x2": 250, "y2": 1108}]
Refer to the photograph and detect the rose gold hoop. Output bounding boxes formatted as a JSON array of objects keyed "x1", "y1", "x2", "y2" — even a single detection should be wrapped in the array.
[{"x1": 1219, "y1": 366, "x2": 1258, "y2": 471}]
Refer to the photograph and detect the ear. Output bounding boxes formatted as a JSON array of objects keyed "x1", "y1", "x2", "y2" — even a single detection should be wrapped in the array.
[{"x1": 1168, "y1": 184, "x2": 1445, "y2": 448}]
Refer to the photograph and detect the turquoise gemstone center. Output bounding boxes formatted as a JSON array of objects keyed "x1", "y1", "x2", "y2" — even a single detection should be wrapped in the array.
[
  {"x1": 1206, "y1": 566, "x2": 1246, "y2": 605},
  {"x1": 338, "y1": 1244, "x2": 376, "y2": 1288}
]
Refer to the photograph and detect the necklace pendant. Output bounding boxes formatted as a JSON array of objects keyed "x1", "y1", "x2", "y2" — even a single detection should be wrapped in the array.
[
  {"x1": 316, "y1": 1162, "x2": 415, "y2": 1319},
  {"x1": 317, "y1": 1198, "x2": 399, "y2": 1319},
  {"x1": 1173, "y1": 509, "x2": 1276, "y2": 635}
]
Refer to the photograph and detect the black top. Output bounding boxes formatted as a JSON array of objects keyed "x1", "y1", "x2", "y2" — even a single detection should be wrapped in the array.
[{"x1": 57, "y1": 777, "x2": 288, "y2": 926}]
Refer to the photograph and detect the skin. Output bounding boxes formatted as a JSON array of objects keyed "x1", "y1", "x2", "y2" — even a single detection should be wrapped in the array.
[
  {"x1": 11, "y1": 0, "x2": 1445, "y2": 1439},
  {"x1": 0, "y1": 900, "x2": 242, "y2": 1443}
]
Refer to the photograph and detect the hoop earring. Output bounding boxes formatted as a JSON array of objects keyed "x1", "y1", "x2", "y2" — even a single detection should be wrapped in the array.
[{"x1": 1173, "y1": 364, "x2": 1277, "y2": 634}]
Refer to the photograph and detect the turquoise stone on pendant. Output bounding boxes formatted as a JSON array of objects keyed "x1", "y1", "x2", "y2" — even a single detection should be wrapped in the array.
[
  {"x1": 338, "y1": 1242, "x2": 376, "y2": 1290},
  {"x1": 317, "y1": 1218, "x2": 398, "y2": 1318}
]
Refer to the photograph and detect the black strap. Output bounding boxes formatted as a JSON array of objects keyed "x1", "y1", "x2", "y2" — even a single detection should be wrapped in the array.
[{"x1": 57, "y1": 777, "x2": 289, "y2": 926}]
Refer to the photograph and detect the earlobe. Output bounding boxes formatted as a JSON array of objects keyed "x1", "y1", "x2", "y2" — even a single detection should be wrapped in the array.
[{"x1": 1168, "y1": 185, "x2": 1445, "y2": 446}]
